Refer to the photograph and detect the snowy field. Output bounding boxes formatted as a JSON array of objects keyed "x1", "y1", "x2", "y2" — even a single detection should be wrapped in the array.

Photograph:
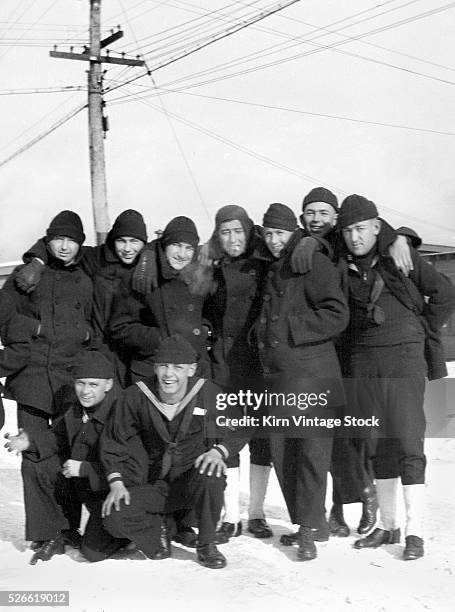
[{"x1": 1, "y1": 386, "x2": 454, "y2": 612}]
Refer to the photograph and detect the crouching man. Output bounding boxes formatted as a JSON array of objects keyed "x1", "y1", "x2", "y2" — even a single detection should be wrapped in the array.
[
  {"x1": 4, "y1": 351, "x2": 123, "y2": 564},
  {"x1": 101, "y1": 334, "x2": 245, "y2": 569}
]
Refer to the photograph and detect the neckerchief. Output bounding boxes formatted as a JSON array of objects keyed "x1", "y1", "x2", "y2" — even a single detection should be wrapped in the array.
[{"x1": 136, "y1": 378, "x2": 206, "y2": 477}]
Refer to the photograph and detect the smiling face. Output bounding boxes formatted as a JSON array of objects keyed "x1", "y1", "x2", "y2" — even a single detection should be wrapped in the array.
[
  {"x1": 218, "y1": 220, "x2": 247, "y2": 258},
  {"x1": 165, "y1": 242, "x2": 195, "y2": 271},
  {"x1": 302, "y1": 202, "x2": 338, "y2": 238},
  {"x1": 114, "y1": 236, "x2": 145, "y2": 265},
  {"x1": 48, "y1": 236, "x2": 80, "y2": 265},
  {"x1": 342, "y1": 218, "x2": 381, "y2": 256},
  {"x1": 75, "y1": 378, "x2": 113, "y2": 409},
  {"x1": 154, "y1": 363, "x2": 197, "y2": 403},
  {"x1": 262, "y1": 227, "x2": 294, "y2": 258}
]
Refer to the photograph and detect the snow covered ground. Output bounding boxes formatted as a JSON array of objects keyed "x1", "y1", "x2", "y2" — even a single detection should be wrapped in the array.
[{"x1": 0, "y1": 393, "x2": 454, "y2": 612}]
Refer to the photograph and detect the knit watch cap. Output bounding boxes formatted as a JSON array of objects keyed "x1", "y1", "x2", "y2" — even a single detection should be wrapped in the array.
[
  {"x1": 46, "y1": 210, "x2": 85, "y2": 245},
  {"x1": 338, "y1": 195, "x2": 379, "y2": 230},
  {"x1": 153, "y1": 334, "x2": 198, "y2": 364},
  {"x1": 262, "y1": 203, "x2": 298, "y2": 232},
  {"x1": 161, "y1": 216, "x2": 199, "y2": 249},
  {"x1": 302, "y1": 187, "x2": 338, "y2": 212},
  {"x1": 73, "y1": 351, "x2": 115, "y2": 379},
  {"x1": 109, "y1": 209, "x2": 147, "y2": 243}
]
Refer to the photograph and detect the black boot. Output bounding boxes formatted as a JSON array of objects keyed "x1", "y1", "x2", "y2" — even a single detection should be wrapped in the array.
[
  {"x1": 173, "y1": 527, "x2": 198, "y2": 548},
  {"x1": 29, "y1": 537, "x2": 65, "y2": 565},
  {"x1": 215, "y1": 521, "x2": 242, "y2": 544},
  {"x1": 329, "y1": 504, "x2": 350, "y2": 537},
  {"x1": 357, "y1": 485, "x2": 378, "y2": 534},
  {"x1": 61, "y1": 529, "x2": 82, "y2": 549},
  {"x1": 403, "y1": 535, "x2": 424, "y2": 560},
  {"x1": 247, "y1": 519, "x2": 273, "y2": 539},
  {"x1": 150, "y1": 521, "x2": 171, "y2": 560},
  {"x1": 280, "y1": 523, "x2": 329, "y2": 546},
  {"x1": 297, "y1": 527, "x2": 317, "y2": 561},
  {"x1": 354, "y1": 527, "x2": 400, "y2": 549},
  {"x1": 197, "y1": 543, "x2": 227, "y2": 569}
]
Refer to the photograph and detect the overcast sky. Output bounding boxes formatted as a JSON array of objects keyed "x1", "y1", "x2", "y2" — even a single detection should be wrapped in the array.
[{"x1": 1, "y1": 0, "x2": 455, "y2": 262}]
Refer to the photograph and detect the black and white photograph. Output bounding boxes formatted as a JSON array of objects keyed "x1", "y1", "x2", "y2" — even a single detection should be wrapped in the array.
[{"x1": 0, "y1": 1, "x2": 454, "y2": 611}]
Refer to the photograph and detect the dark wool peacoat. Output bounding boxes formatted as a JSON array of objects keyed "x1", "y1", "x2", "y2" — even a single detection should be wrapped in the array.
[
  {"x1": 204, "y1": 230, "x2": 266, "y2": 388},
  {"x1": 0, "y1": 290, "x2": 39, "y2": 379},
  {"x1": 3, "y1": 252, "x2": 94, "y2": 414},
  {"x1": 252, "y1": 230, "x2": 350, "y2": 378},
  {"x1": 22, "y1": 237, "x2": 136, "y2": 339},
  {"x1": 108, "y1": 241, "x2": 210, "y2": 379}
]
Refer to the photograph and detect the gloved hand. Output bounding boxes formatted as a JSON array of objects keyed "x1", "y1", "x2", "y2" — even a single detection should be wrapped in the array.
[
  {"x1": 14, "y1": 259, "x2": 45, "y2": 294},
  {"x1": 132, "y1": 247, "x2": 158, "y2": 295},
  {"x1": 290, "y1": 236, "x2": 322, "y2": 274}
]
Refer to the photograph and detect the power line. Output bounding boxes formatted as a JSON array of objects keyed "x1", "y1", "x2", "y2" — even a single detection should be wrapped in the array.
[
  {"x1": 114, "y1": 85, "x2": 455, "y2": 137},
  {"x1": 0, "y1": 93, "x2": 85, "y2": 153},
  {"x1": 0, "y1": 0, "x2": 61, "y2": 60},
  {"x1": 109, "y1": 86, "x2": 455, "y2": 234},
  {"x1": 106, "y1": 1, "x2": 266, "y2": 88},
  {"x1": 0, "y1": 103, "x2": 86, "y2": 169},
  {"x1": 116, "y1": 0, "x2": 211, "y2": 221},
  {"x1": 104, "y1": 0, "x2": 302, "y2": 95},
  {"x1": 0, "y1": 85, "x2": 85, "y2": 96},
  {"x1": 138, "y1": 1, "x2": 455, "y2": 95}
]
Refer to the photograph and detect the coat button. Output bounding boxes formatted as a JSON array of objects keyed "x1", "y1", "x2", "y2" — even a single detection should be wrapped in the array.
[
  {"x1": 187, "y1": 304, "x2": 194, "y2": 312},
  {"x1": 267, "y1": 270, "x2": 274, "y2": 278},
  {"x1": 260, "y1": 317, "x2": 266, "y2": 324},
  {"x1": 271, "y1": 340, "x2": 279, "y2": 348},
  {"x1": 193, "y1": 328, "x2": 201, "y2": 336},
  {"x1": 271, "y1": 315, "x2": 279, "y2": 322},
  {"x1": 258, "y1": 342, "x2": 265, "y2": 349},
  {"x1": 263, "y1": 294, "x2": 270, "y2": 302}
]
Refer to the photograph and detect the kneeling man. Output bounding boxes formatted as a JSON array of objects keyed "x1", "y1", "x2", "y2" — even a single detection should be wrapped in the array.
[
  {"x1": 4, "y1": 351, "x2": 122, "y2": 564},
  {"x1": 101, "y1": 334, "x2": 245, "y2": 569}
]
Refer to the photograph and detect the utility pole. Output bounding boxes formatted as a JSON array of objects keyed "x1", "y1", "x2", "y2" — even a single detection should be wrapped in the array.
[
  {"x1": 88, "y1": 0, "x2": 108, "y2": 245},
  {"x1": 50, "y1": 0, "x2": 145, "y2": 244}
]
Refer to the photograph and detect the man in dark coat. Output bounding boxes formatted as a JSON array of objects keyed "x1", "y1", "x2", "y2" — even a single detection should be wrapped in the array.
[
  {"x1": 14, "y1": 209, "x2": 148, "y2": 387},
  {"x1": 254, "y1": 203, "x2": 349, "y2": 561},
  {"x1": 299, "y1": 187, "x2": 378, "y2": 538},
  {"x1": 203, "y1": 205, "x2": 273, "y2": 542},
  {"x1": 100, "y1": 335, "x2": 247, "y2": 569},
  {"x1": 337, "y1": 194, "x2": 455, "y2": 560},
  {"x1": 2, "y1": 210, "x2": 94, "y2": 541},
  {"x1": 0, "y1": 291, "x2": 40, "y2": 429},
  {"x1": 4, "y1": 351, "x2": 122, "y2": 564},
  {"x1": 3, "y1": 211, "x2": 94, "y2": 427},
  {"x1": 108, "y1": 216, "x2": 211, "y2": 381}
]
